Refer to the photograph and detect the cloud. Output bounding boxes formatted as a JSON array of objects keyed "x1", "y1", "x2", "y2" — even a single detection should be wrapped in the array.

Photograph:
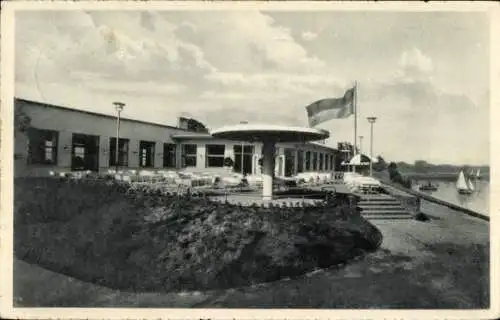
[
  {"x1": 16, "y1": 11, "x2": 216, "y2": 89},
  {"x1": 14, "y1": 11, "x2": 489, "y2": 165},
  {"x1": 397, "y1": 47, "x2": 434, "y2": 82},
  {"x1": 301, "y1": 31, "x2": 318, "y2": 41},
  {"x1": 174, "y1": 11, "x2": 326, "y2": 73}
]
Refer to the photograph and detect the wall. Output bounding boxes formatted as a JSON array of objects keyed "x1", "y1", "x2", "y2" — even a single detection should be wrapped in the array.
[
  {"x1": 14, "y1": 99, "x2": 339, "y2": 177},
  {"x1": 15, "y1": 99, "x2": 187, "y2": 177}
]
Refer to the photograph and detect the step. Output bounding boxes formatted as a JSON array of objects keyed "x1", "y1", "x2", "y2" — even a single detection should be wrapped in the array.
[
  {"x1": 359, "y1": 197, "x2": 399, "y2": 202},
  {"x1": 359, "y1": 207, "x2": 407, "y2": 213},
  {"x1": 363, "y1": 214, "x2": 413, "y2": 220},
  {"x1": 358, "y1": 201, "x2": 402, "y2": 206},
  {"x1": 360, "y1": 196, "x2": 397, "y2": 201},
  {"x1": 358, "y1": 203, "x2": 405, "y2": 208},
  {"x1": 361, "y1": 207, "x2": 408, "y2": 213}
]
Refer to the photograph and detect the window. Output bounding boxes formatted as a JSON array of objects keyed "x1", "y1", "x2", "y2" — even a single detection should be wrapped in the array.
[
  {"x1": 234, "y1": 145, "x2": 254, "y2": 154},
  {"x1": 297, "y1": 150, "x2": 304, "y2": 173},
  {"x1": 28, "y1": 129, "x2": 58, "y2": 165},
  {"x1": 139, "y1": 141, "x2": 155, "y2": 168},
  {"x1": 312, "y1": 152, "x2": 318, "y2": 170},
  {"x1": 319, "y1": 153, "x2": 324, "y2": 171},
  {"x1": 206, "y1": 144, "x2": 225, "y2": 167},
  {"x1": 330, "y1": 155, "x2": 335, "y2": 171},
  {"x1": 305, "y1": 151, "x2": 311, "y2": 171},
  {"x1": 284, "y1": 148, "x2": 296, "y2": 177},
  {"x1": 182, "y1": 144, "x2": 197, "y2": 167},
  {"x1": 109, "y1": 138, "x2": 129, "y2": 166},
  {"x1": 163, "y1": 143, "x2": 176, "y2": 168},
  {"x1": 234, "y1": 144, "x2": 254, "y2": 174}
]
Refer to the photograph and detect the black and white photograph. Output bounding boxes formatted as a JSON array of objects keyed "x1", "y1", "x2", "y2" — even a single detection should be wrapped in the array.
[{"x1": 1, "y1": 1, "x2": 498, "y2": 319}]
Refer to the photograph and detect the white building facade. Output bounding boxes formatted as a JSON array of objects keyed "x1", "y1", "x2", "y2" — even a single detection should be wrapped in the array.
[{"x1": 14, "y1": 98, "x2": 339, "y2": 178}]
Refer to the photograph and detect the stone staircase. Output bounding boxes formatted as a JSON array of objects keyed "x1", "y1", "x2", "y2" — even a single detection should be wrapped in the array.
[{"x1": 357, "y1": 193, "x2": 413, "y2": 220}]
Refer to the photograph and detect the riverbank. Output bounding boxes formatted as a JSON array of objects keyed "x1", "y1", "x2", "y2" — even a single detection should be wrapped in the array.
[{"x1": 13, "y1": 192, "x2": 489, "y2": 309}]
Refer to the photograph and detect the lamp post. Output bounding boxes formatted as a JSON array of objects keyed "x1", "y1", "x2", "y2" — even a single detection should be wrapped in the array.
[
  {"x1": 367, "y1": 117, "x2": 377, "y2": 177},
  {"x1": 239, "y1": 121, "x2": 248, "y2": 174},
  {"x1": 113, "y1": 102, "x2": 125, "y2": 173},
  {"x1": 359, "y1": 135, "x2": 364, "y2": 155}
]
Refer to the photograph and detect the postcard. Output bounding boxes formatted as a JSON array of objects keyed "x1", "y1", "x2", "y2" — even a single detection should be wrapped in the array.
[{"x1": 1, "y1": 1, "x2": 499, "y2": 319}]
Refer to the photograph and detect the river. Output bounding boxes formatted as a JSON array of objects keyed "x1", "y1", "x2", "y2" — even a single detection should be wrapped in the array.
[{"x1": 412, "y1": 179, "x2": 490, "y2": 216}]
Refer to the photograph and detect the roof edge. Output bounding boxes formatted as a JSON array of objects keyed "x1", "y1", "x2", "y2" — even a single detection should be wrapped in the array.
[{"x1": 14, "y1": 97, "x2": 196, "y2": 133}]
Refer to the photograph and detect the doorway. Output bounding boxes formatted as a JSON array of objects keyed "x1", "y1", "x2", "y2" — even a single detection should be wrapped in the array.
[
  {"x1": 139, "y1": 140, "x2": 156, "y2": 168},
  {"x1": 71, "y1": 133, "x2": 100, "y2": 171}
]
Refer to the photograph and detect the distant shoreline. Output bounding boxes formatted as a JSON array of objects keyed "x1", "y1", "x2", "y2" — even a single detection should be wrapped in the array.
[{"x1": 400, "y1": 172, "x2": 489, "y2": 181}]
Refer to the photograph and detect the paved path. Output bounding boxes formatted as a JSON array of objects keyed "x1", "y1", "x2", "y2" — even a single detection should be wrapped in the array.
[{"x1": 13, "y1": 199, "x2": 490, "y2": 309}]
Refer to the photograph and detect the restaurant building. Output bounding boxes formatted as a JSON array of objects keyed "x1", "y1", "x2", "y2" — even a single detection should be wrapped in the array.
[{"x1": 14, "y1": 98, "x2": 339, "y2": 178}]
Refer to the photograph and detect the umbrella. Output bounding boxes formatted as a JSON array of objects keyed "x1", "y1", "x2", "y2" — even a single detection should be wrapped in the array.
[{"x1": 348, "y1": 154, "x2": 378, "y2": 166}]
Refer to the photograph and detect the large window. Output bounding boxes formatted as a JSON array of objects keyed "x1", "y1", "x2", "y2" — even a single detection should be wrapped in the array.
[
  {"x1": 284, "y1": 148, "x2": 296, "y2": 177},
  {"x1": 297, "y1": 150, "x2": 304, "y2": 173},
  {"x1": 139, "y1": 140, "x2": 155, "y2": 168},
  {"x1": 206, "y1": 144, "x2": 225, "y2": 167},
  {"x1": 28, "y1": 129, "x2": 58, "y2": 165},
  {"x1": 330, "y1": 155, "x2": 335, "y2": 171},
  {"x1": 312, "y1": 152, "x2": 318, "y2": 170},
  {"x1": 182, "y1": 144, "x2": 197, "y2": 167},
  {"x1": 305, "y1": 151, "x2": 311, "y2": 171},
  {"x1": 234, "y1": 144, "x2": 254, "y2": 174},
  {"x1": 163, "y1": 143, "x2": 176, "y2": 168},
  {"x1": 109, "y1": 138, "x2": 129, "y2": 167},
  {"x1": 319, "y1": 153, "x2": 324, "y2": 171}
]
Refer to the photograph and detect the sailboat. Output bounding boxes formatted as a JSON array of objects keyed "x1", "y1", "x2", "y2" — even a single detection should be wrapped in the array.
[
  {"x1": 475, "y1": 168, "x2": 481, "y2": 180},
  {"x1": 456, "y1": 170, "x2": 474, "y2": 194}
]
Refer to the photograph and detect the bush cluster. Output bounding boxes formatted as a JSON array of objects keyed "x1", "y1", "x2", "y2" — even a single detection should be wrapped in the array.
[{"x1": 15, "y1": 177, "x2": 383, "y2": 293}]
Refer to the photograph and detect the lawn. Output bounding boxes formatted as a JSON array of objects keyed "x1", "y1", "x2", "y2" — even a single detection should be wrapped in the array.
[{"x1": 14, "y1": 177, "x2": 383, "y2": 294}]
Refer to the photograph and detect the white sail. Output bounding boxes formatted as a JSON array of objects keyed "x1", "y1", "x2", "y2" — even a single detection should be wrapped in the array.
[
  {"x1": 467, "y1": 178, "x2": 475, "y2": 191},
  {"x1": 476, "y1": 169, "x2": 481, "y2": 178},
  {"x1": 456, "y1": 170, "x2": 469, "y2": 190}
]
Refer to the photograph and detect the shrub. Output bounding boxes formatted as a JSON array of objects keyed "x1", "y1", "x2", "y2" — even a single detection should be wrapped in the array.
[
  {"x1": 15, "y1": 177, "x2": 383, "y2": 293},
  {"x1": 414, "y1": 212, "x2": 430, "y2": 222},
  {"x1": 223, "y1": 157, "x2": 234, "y2": 168}
]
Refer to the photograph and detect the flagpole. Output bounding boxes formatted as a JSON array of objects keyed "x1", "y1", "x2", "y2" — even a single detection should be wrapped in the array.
[{"x1": 353, "y1": 81, "x2": 358, "y2": 172}]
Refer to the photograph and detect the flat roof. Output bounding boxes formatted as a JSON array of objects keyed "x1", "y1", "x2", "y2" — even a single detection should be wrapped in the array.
[
  {"x1": 211, "y1": 124, "x2": 329, "y2": 143},
  {"x1": 171, "y1": 133, "x2": 213, "y2": 140},
  {"x1": 15, "y1": 97, "x2": 194, "y2": 132}
]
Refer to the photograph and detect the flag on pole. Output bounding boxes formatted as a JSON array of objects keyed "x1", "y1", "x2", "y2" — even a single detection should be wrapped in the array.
[{"x1": 305, "y1": 87, "x2": 355, "y2": 127}]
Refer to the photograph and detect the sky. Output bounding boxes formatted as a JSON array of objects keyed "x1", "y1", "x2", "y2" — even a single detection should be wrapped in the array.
[{"x1": 15, "y1": 9, "x2": 490, "y2": 166}]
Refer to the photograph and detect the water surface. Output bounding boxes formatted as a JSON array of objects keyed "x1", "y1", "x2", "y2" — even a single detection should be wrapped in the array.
[{"x1": 412, "y1": 179, "x2": 489, "y2": 216}]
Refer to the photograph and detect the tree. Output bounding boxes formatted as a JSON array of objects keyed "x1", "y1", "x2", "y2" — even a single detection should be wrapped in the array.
[
  {"x1": 387, "y1": 162, "x2": 399, "y2": 180},
  {"x1": 387, "y1": 162, "x2": 412, "y2": 188},
  {"x1": 414, "y1": 160, "x2": 429, "y2": 173},
  {"x1": 373, "y1": 155, "x2": 387, "y2": 172},
  {"x1": 15, "y1": 108, "x2": 31, "y2": 136},
  {"x1": 179, "y1": 117, "x2": 209, "y2": 133}
]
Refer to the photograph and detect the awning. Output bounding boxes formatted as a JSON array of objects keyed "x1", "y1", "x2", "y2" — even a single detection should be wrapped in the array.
[{"x1": 345, "y1": 154, "x2": 378, "y2": 166}]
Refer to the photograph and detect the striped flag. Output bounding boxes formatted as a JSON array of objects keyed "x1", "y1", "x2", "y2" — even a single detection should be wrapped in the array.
[{"x1": 305, "y1": 87, "x2": 355, "y2": 126}]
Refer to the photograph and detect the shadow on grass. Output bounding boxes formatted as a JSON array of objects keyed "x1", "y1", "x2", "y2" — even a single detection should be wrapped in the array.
[
  {"x1": 13, "y1": 242, "x2": 489, "y2": 309},
  {"x1": 190, "y1": 243, "x2": 489, "y2": 309}
]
